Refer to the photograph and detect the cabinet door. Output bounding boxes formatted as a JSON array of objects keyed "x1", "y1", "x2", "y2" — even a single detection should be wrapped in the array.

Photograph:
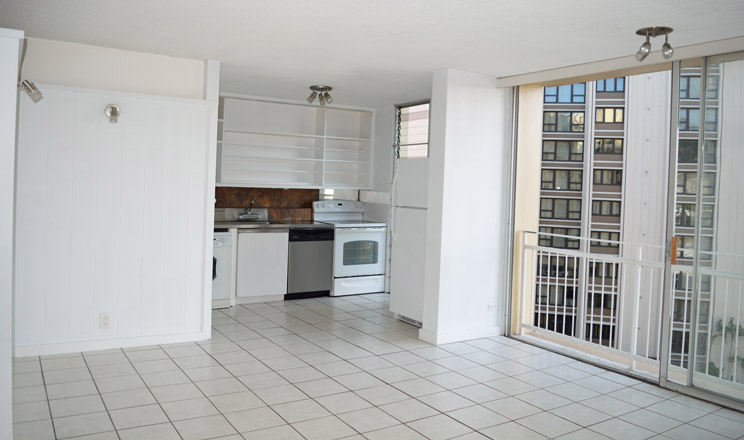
[{"x1": 237, "y1": 231, "x2": 289, "y2": 297}]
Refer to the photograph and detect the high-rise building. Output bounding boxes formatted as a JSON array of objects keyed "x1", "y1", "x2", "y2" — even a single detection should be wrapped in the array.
[{"x1": 534, "y1": 69, "x2": 720, "y2": 364}]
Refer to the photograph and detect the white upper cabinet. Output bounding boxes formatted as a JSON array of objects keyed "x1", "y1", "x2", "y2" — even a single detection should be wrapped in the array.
[{"x1": 217, "y1": 97, "x2": 373, "y2": 189}]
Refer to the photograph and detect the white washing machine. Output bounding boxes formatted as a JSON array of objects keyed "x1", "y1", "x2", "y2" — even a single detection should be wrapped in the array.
[{"x1": 212, "y1": 231, "x2": 233, "y2": 309}]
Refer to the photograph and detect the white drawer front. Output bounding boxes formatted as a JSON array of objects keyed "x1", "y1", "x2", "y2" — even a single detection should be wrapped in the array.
[{"x1": 332, "y1": 276, "x2": 385, "y2": 296}]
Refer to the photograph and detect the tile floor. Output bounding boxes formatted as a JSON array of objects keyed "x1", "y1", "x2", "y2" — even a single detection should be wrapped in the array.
[{"x1": 11, "y1": 294, "x2": 744, "y2": 440}]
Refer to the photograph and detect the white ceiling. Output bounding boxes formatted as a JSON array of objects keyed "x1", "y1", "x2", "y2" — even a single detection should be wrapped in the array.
[{"x1": 2, "y1": 0, "x2": 744, "y2": 107}]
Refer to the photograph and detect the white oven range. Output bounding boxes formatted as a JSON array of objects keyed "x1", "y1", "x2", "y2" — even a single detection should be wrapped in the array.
[{"x1": 313, "y1": 200, "x2": 387, "y2": 296}]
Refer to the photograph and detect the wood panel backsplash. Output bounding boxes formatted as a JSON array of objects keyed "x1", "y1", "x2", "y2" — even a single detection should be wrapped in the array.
[{"x1": 215, "y1": 187, "x2": 318, "y2": 221}]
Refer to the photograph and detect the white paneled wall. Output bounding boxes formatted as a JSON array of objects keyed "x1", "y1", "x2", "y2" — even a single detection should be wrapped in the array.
[{"x1": 15, "y1": 85, "x2": 213, "y2": 354}]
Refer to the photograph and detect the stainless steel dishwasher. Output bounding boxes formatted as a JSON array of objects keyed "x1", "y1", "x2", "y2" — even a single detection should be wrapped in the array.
[{"x1": 286, "y1": 227, "x2": 334, "y2": 300}]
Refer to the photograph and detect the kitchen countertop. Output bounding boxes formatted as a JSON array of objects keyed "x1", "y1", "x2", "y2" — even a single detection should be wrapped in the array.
[{"x1": 214, "y1": 220, "x2": 333, "y2": 230}]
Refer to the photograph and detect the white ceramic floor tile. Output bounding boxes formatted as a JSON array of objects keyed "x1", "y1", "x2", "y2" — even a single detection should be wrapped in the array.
[
  {"x1": 517, "y1": 412, "x2": 581, "y2": 438},
  {"x1": 271, "y1": 398, "x2": 331, "y2": 423},
  {"x1": 589, "y1": 418, "x2": 655, "y2": 440},
  {"x1": 291, "y1": 415, "x2": 357, "y2": 440},
  {"x1": 407, "y1": 414, "x2": 473, "y2": 440},
  {"x1": 109, "y1": 404, "x2": 168, "y2": 430},
  {"x1": 49, "y1": 395, "x2": 106, "y2": 418},
  {"x1": 118, "y1": 422, "x2": 181, "y2": 440},
  {"x1": 479, "y1": 421, "x2": 546, "y2": 440},
  {"x1": 224, "y1": 406, "x2": 285, "y2": 433},
  {"x1": 209, "y1": 390, "x2": 265, "y2": 413},
  {"x1": 173, "y1": 414, "x2": 238, "y2": 440},
  {"x1": 12, "y1": 419, "x2": 55, "y2": 440},
  {"x1": 447, "y1": 404, "x2": 508, "y2": 430},
  {"x1": 52, "y1": 412, "x2": 115, "y2": 439},
  {"x1": 316, "y1": 391, "x2": 373, "y2": 414},
  {"x1": 337, "y1": 407, "x2": 400, "y2": 432},
  {"x1": 240, "y1": 424, "x2": 304, "y2": 440},
  {"x1": 161, "y1": 397, "x2": 220, "y2": 421},
  {"x1": 619, "y1": 409, "x2": 682, "y2": 433}
]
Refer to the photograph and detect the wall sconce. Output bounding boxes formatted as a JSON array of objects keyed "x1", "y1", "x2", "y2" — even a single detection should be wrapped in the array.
[
  {"x1": 307, "y1": 85, "x2": 333, "y2": 106},
  {"x1": 635, "y1": 27, "x2": 674, "y2": 62},
  {"x1": 105, "y1": 104, "x2": 121, "y2": 124}
]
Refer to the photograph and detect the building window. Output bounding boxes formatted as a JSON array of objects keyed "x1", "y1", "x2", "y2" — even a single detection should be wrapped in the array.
[
  {"x1": 541, "y1": 170, "x2": 582, "y2": 191},
  {"x1": 678, "y1": 139, "x2": 717, "y2": 164},
  {"x1": 680, "y1": 76, "x2": 701, "y2": 99},
  {"x1": 677, "y1": 235, "x2": 713, "y2": 260},
  {"x1": 588, "y1": 261, "x2": 619, "y2": 279},
  {"x1": 542, "y1": 140, "x2": 584, "y2": 161},
  {"x1": 591, "y1": 231, "x2": 620, "y2": 247},
  {"x1": 539, "y1": 255, "x2": 577, "y2": 278},
  {"x1": 536, "y1": 284, "x2": 576, "y2": 307},
  {"x1": 596, "y1": 78, "x2": 625, "y2": 93},
  {"x1": 675, "y1": 203, "x2": 715, "y2": 228},
  {"x1": 544, "y1": 83, "x2": 586, "y2": 103},
  {"x1": 594, "y1": 138, "x2": 623, "y2": 155},
  {"x1": 677, "y1": 172, "x2": 715, "y2": 196},
  {"x1": 592, "y1": 200, "x2": 621, "y2": 216},
  {"x1": 538, "y1": 227, "x2": 580, "y2": 249},
  {"x1": 679, "y1": 108, "x2": 716, "y2": 132},
  {"x1": 595, "y1": 107, "x2": 624, "y2": 124},
  {"x1": 396, "y1": 103, "x2": 429, "y2": 158},
  {"x1": 706, "y1": 75, "x2": 719, "y2": 100},
  {"x1": 593, "y1": 169, "x2": 622, "y2": 185},
  {"x1": 540, "y1": 198, "x2": 581, "y2": 220},
  {"x1": 543, "y1": 111, "x2": 585, "y2": 132}
]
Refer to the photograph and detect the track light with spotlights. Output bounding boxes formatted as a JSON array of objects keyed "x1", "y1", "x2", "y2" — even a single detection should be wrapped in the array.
[
  {"x1": 306, "y1": 85, "x2": 333, "y2": 106},
  {"x1": 634, "y1": 27, "x2": 674, "y2": 62}
]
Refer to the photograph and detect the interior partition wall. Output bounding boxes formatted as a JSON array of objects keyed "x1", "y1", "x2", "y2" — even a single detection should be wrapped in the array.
[{"x1": 510, "y1": 51, "x2": 744, "y2": 410}]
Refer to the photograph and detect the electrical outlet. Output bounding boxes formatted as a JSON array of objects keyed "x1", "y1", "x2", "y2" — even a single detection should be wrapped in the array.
[
  {"x1": 487, "y1": 303, "x2": 498, "y2": 312},
  {"x1": 99, "y1": 313, "x2": 111, "y2": 329}
]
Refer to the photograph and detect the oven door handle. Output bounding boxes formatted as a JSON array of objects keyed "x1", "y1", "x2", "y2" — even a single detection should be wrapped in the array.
[{"x1": 335, "y1": 227, "x2": 387, "y2": 233}]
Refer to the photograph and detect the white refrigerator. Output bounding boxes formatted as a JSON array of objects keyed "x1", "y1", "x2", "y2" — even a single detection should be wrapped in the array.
[{"x1": 389, "y1": 158, "x2": 428, "y2": 324}]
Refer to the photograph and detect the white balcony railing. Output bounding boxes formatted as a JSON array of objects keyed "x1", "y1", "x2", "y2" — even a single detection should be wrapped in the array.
[
  {"x1": 517, "y1": 230, "x2": 744, "y2": 395},
  {"x1": 516, "y1": 231, "x2": 666, "y2": 379}
]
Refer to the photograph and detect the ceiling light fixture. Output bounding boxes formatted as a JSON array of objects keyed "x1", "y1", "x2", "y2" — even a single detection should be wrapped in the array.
[
  {"x1": 306, "y1": 85, "x2": 333, "y2": 106},
  {"x1": 635, "y1": 26, "x2": 674, "y2": 62}
]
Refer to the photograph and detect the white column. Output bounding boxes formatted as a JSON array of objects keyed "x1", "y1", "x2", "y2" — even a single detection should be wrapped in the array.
[
  {"x1": 0, "y1": 27, "x2": 23, "y2": 440},
  {"x1": 419, "y1": 69, "x2": 513, "y2": 344}
]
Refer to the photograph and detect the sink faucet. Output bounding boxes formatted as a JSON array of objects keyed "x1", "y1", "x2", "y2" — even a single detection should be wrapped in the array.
[
  {"x1": 246, "y1": 200, "x2": 254, "y2": 214},
  {"x1": 238, "y1": 200, "x2": 259, "y2": 220}
]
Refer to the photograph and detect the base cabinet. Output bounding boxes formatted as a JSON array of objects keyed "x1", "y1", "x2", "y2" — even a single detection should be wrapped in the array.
[{"x1": 236, "y1": 230, "x2": 289, "y2": 300}]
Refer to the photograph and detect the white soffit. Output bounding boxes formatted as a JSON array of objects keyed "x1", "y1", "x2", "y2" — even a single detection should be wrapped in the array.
[{"x1": 1, "y1": 0, "x2": 743, "y2": 107}]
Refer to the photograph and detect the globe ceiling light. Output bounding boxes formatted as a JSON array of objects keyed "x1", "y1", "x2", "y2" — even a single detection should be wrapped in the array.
[
  {"x1": 306, "y1": 85, "x2": 333, "y2": 106},
  {"x1": 635, "y1": 27, "x2": 674, "y2": 62}
]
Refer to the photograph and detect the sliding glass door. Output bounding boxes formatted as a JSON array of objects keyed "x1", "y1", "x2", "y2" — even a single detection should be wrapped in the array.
[{"x1": 663, "y1": 52, "x2": 744, "y2": 403}]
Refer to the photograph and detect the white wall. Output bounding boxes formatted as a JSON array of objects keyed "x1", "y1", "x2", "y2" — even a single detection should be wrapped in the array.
[
  {"x1": 420, "y1": 69, "x2": 513, "y2": 344},
  {"x1": 1, "y1": 26, "x2": 23, "y2": 440},
  {"x1": 14, "y1": 85, "x2": 214, "y2": 356},
  {"x1": 22, "y1": 38, "x2": 204, "y2": 99}
]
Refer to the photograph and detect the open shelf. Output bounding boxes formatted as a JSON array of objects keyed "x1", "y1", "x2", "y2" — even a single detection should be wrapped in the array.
[{"x1": 217, "y1": 97, "x2": 373, "y2": 189}]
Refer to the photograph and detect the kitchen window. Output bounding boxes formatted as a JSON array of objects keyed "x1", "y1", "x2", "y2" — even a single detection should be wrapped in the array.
[
  {"x1": 542, "y1": 140, "x2": 584, "y2": 161},
  {"x1": 540, "y1": 198, "x2": 581, "y2": 220},
  {"x1": 593, "y1": 169, "x2": 622, "y2": 185},
  {"x1": 538, "y1": 227, "x2": 580, "y2": 249},
  {"x1": 591, "y1": 231, "x2": 620, "y2": 247},
  {"x1": 592, "y1": 200, "x2": 621, "y2": 216},
  {"x1": 396, "y1": 102, "x2": 429, "y2": 158},
  {"x1": 594, "y1": 138, "x2": 623, "y2": 155},
  {"x1": 596, "y1": 77, "x2": 625, "y2": 93},
  {"x1": 543, "y1": 111, "x2": 584, "y2": 132},
  {"x1": 544, "y1": 83, "x2": 585, "y2": 103},
  {"x1": 595, "y1": 107, "x2": 624, "y2": 124},
  {"x1": 541, "y1": 169, "x2": 582, "y2": 191}
]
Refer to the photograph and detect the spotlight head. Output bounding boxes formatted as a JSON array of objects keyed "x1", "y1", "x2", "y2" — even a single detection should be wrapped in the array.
[
  {"x1": 19, "y1": 80, "x2": 43, "y2": 103},
  {"x1": 105, "y1": 104, "x2": 121, "y2": 124},
  {"x1": 318, "y1": 93, "x2": 326, "y2": 106},
  {"x1": 307, "y1": 91, "x2": 318, "y2": 104},
  {"x1": 323, "y1": 92, "x2": 333, "y2": 104},
  {"x1": 662, "y1": 32, "x2": 673, "y2": 59},
  {"x1": 635, "y1": 41, "x2": 651, "y2": 62}
]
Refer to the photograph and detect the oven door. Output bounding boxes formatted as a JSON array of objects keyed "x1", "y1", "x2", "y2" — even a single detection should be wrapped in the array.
[{"x1": 333, "y1": 227, "x2": 387, "y2": 278}]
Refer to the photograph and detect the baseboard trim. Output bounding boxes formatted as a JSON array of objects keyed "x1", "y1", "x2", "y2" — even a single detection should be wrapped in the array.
[
  {"x1": 419, "y1": 325, "x2": 503, "y2": 345},
  {"x1": 14, "y1": 330, "x2": 211, "y2": 357}
]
